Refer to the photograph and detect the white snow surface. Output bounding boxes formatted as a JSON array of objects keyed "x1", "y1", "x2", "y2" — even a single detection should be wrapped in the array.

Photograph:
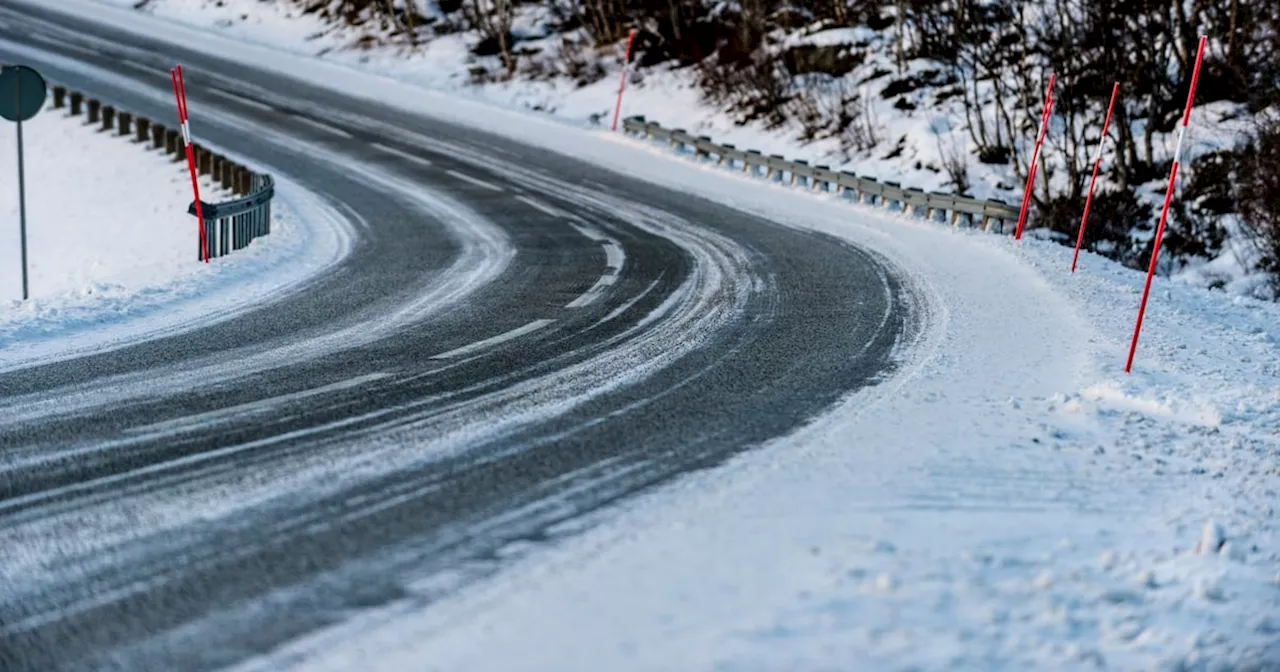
[
  {"x1": 0, "y1": 86, "x2": 346, "y2": 370},
  {"x1": 17, "y1": 0, "x2": 1280, "y2": 669}
]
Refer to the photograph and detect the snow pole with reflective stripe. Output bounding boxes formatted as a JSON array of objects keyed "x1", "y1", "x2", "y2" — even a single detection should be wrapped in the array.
[
  {"x1": 611, "y1": 29, "x2": 637, "y2": 132},
  {"x1": 1125, "y1": 35, "x2": 1206, "y2": 374},
  {"x1": 1071, "y1": 81, "x2": 1120, "y2": 273},
  {"x1": 1015, "y1": 73, "x2": 1055, "y2": 240},
  {"x1": 171, "y1": 64, "x2": 208, "y2": 263}
]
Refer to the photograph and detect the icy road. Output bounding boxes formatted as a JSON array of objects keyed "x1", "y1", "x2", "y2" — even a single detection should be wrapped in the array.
[{"x1": 0, "y1": 4, "x2": 909, "y2": 669}]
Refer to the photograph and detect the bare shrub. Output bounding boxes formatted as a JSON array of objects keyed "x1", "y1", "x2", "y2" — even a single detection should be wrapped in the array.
[
  {"x1": 555, "y1": 36, "x2": 608, "y2": 87},
  {"x1": 934, "y1": 127, "x2": 970, "y2": 195},
  {"x1": 700, "y1": 49, "x2": 791, "y2": 128},
  {"x1": 462, "y1": 0, "x2": 515, "y2": 75},
  {"x1": 1235, "y1": 114, "x2": 1280, "y2": 297},
  {"x1": 843, "y1": 88, "x2": 882, "y2": 153},
  {"x1": 786, "y1": 77, "x2": 882, "y2": 153}
]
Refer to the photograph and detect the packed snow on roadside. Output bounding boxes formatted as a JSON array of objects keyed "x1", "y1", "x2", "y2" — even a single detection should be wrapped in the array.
[
  {"x1": 241, "y1": 140, "x2": 1279, "y2": 672},
  {"x1": 0, "y1": 98, "x2": 228, "y2": 306},
  {"x1": 0, "y1": 91, "x2": 339, "y2": 369},
  {"x1": 45, "y1": 2, "x2": 1280, "y2": 669}
]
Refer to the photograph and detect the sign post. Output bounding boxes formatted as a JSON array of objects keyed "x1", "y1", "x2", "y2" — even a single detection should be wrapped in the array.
[{"x1": 0, "y1": 65, "x2": 47, "y2": 301}]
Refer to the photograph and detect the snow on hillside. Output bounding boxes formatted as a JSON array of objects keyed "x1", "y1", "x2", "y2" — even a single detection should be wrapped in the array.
[{"x1": 99, "y1": 0, "x2": 1277, "y2": 300}]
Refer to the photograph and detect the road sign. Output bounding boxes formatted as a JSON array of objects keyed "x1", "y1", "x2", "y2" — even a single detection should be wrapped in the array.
[
  {"x1": 0, "y1": 65, "x2": 46, "y2": 122},
  {"x1": 2, "y1": 64, "x2": 46, "y2": 300}
]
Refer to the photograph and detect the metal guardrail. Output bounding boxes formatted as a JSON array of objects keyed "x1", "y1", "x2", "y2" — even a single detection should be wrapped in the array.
[
  {"x1": 187, "y1": 174, "x2": 274, "y2": 260},
  {"x1": 48, "y1": 84, "x2": 276, "y2": 261},
  {"x1": 621, "y1": 116, "x2": 1021, "y2": 233}
]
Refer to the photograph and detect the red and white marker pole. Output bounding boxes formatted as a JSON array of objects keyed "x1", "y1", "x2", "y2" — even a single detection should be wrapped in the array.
[
  {"x1": 610, "y1": 29, "x2": 638, "y2": 132},
  {"x1": 1014, "y1": 73, "x2": 1056, "y2": 240},
  {"x1": 1125, "y1": 35, "x2": 1207, "y2": 374},
  {"x1": 171, "y1": 64, "x2": 208, "y2": 263},
  {"x1": 1071, "y1": 81, "x2": 1121, "y2": 273}
]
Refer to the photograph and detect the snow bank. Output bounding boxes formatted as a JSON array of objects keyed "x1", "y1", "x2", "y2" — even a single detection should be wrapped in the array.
[
  {"x1": 237, "y1": 146, "x2": 1280, "y2": 672},
  {"x1": 33, "y1": 1, "x2": 1279, "y2": 668},
  {"x1": 0, "y1": 100, "x2": 228, "y2": 304},
  {"x1": 0, "y1": 86, "x2": 349, "y2": 370}
]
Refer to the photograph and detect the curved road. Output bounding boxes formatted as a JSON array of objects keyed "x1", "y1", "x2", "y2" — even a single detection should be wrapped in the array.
[{"x1": 0, "y1": 6, "x2": 912, "y2": 670}]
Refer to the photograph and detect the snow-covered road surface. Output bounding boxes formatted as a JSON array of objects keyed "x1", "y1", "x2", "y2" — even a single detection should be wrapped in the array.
[
  {"x1": 0, "y1": 3, "x2": 914, "y2": 670},
  {"x1": 0, "y1": 1, "x2": 1276, "y2": 670}
]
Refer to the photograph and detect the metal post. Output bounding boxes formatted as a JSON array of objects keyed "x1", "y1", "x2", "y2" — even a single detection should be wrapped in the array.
[{"x1": 17, "y1": 102, "x2": 30, "y2": 300}]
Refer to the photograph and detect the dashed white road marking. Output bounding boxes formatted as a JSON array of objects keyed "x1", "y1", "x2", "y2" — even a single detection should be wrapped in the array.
[
  {"x1": 121, "y1": 58, "x2": 163, "y2": 75},
  {"x1": 603, "y1": 241, "x2": 625, "y2": 270},
  {"x1": 566, "y1": 275, "x2": 618, "y2": 309},
  {"x1": 291, "y1": 114, "x2": 354, "y2": 138},
  {"x1": 445, "y1": 169, "x2": 503, "y2": 192},
  {"x1": 52, "y1": 40, "x2": 105, "y2": 58},
  {"x1": 208, "y1": 87, "x2": 275, "y2": 112},
  {"x1": 568, "y1": 222, "x2": 609, "y2": 242},
  {"x1": 515, "y1": 194, "x2": 565, "y2": 217},
  {"x1": 372, "y1": 142, "x2": 434, "y2": 167},
  {"x1": 429, "y1": 319, "x2": 554, "y2": 360},
  {"x1": 563, "y1": 223, "x2": 626, "y2": 309}
]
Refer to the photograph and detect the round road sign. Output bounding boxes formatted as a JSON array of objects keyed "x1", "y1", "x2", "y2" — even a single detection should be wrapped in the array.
[{"x1": 0, "y1": 65, "x2": 47, "y2": 122}]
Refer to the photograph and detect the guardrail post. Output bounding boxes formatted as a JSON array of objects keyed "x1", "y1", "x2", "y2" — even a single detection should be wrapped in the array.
[
  {"x1": 135, "y1": 117, "x2": 150, "y2": 143},
  {"x1": 815, "y1": 165, "x2": 831, "y2": 192},
  {"x1": 829, "y1": 168, "x2": 846, "y2": 195},
  {"x1": 69, "y1": 91, "x2": 83, "y2": 116},
  {"x1": 86, "y1": 99, "x2": 101, "y2": 124},
  {"x1": 744, "y1": 150, "x2": 761, "y2": 175},
  {"x1": 221, "y1": 160, "x2": 234, "y2": 191},
  {"x1": 166, "y1": 128, "x2": 182, "y2": 160},
  {"x1": 884, "y1": 181, "x2": 900, "y2": 210},
  {"x1": 694, "y1": 136, "x2": 711, "y2": 160},
  {"x1": 151, "y1": 123, "x2": 166, "y2": 150},
  {"x1": 118, "y1": 112, "x2": 132, "y2": 137},
  {"x1": 988, "y1": 198, "x2": 1010, "y2": 233},
  {"x1": 719, "y1": 143, "x2": 734, "y2": 167},
  {"x1": 837, "y1": 171, "x2": 860, "y2": 202},
  {"x1": 791, "y1": 160, "x2": 806, "y2": 186},
  {"x1": 863, "y1": 177, "x2": 879, "y2": 205},
  {"x1": 905, "y1": 188, "x2": 922, "y2": 216},
  {"x1": 101, "y1": 105, "x2": 115, "y2": 132},
  {"x1": 52, "y1": 86, "x2": 66, "y2": 109},
  {"x1": 768, "y1": 155, "x2": 785, "y2": 182},
  {"x1": 626, "y1": 115, "x2": 647, "y2": 138},
  {"x1": 198, "y1": 147, "x2": 212, "y2": 176}
]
